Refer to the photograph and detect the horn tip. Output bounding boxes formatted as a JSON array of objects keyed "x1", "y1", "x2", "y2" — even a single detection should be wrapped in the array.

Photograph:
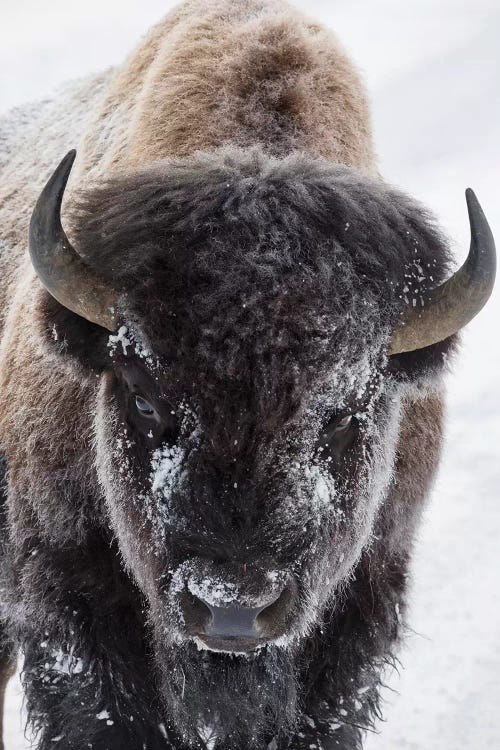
[
  {"x1": 464, "y1": 187, "x2": 490, "y2": 236},
  {"x1": 62, "y1": 149, "x2": 77, "y2": 169},
  {"x1": 465, "y1": 187, "x2": 480, "y2": 214}
]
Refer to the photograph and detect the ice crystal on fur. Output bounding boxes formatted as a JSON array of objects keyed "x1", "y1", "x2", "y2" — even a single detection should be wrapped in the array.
[
  {"x1": 151, "y1": 445, "x2": 185, "y2": 496},
  {"x1": 50, "y1": 648, "x2": 84, "y2": 677},
  {"x1": 108, "y1": 324, "x2": 158, "y2": 368},
  {"x1": 187, "y1": 578, "x2": 239, "y2": 608}
]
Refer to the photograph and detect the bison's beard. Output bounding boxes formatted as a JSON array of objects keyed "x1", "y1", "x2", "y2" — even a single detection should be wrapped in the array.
[{"x1": 157, "y1": 640, "x2": 299, "y2": 748}]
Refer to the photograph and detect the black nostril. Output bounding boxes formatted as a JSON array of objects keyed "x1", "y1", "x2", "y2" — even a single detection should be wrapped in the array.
[
  {"x1": 181, "y1": 592, "x2": 213, "y2": 634},
  {"x1": 255, "y1": 581, "x2": 296, "y2": 634}
]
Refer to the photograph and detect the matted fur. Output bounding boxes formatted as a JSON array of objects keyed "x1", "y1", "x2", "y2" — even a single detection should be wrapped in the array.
[{"x1": 0, "y1": 2, "x2": 456, "y2": 749}]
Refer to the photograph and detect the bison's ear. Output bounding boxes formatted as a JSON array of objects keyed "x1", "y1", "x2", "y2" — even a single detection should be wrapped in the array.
[
  {"x1": 38, "y1": 290, "x2": 111, "y2": 372},
  {"x1": 386, "y1": 334, "x2": 458, "y2": 383}
]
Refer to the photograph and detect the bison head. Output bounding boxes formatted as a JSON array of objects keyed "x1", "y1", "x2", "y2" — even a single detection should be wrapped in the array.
[{"x1": 30, "y1": 148, "x2": 495, "y2": 747}]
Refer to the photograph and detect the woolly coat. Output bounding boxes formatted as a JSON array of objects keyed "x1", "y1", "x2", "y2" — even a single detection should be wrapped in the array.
[
  {"x1": 0, "y1": 2, "x2": 448, "y2": 749},
  {"x1": 0, "y1": 0, "x2": 441, "y2": 557}
]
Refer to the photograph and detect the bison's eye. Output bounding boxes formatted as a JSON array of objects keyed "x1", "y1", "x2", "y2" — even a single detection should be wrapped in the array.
[
  {"x1": 333, "y1": 415, "x2": 352, "y2": 433},
  {"x1": 128, "y1": 391, "x2": 180, "y2": 445},
  {"x1": 321, "y1": 413, "x2": 354, "y2": 438},
  {"x1": 317, "y1": 412, "x2": 357, "y2": 461},
  {"x1": 135, "y1": 395, "x2": 156, "y2": 417}
]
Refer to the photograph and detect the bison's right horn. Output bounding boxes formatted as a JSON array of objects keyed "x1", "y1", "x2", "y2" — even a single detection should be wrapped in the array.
[
  {"x1": 389, "y1": 189, "x2": 496, "y2": 355},
  {"x1": 29, "y1": 150, "x2": 118, "y2": 331}
]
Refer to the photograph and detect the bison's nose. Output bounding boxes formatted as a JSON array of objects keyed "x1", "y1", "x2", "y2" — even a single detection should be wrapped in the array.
[
  {"x1": 178, "y1": 568, "x2": 297, "y2": 652},
  {"x1": 196, "y1": 594, "x2": 281, "y2": 639}
]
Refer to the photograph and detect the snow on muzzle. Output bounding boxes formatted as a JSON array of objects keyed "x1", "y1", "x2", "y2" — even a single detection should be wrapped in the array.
[{"x1": 170, "y1": 559, "x2": 297, "y2": 653}]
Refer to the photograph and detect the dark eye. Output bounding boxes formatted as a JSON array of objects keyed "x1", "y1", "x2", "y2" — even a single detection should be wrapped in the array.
[
  {"x1": 129, "y1": 392, "x2": 180, "y2": 445},
  {"x1": 322, "y1": 413, "x2": 354, "y2": 438},
  {"x1": 333, "y1": 415, "x2": 352, "y2": 433},
  {"x1": 317, "y1": 412, "x2": 356, "y2": 460},
  {"x1": 135, "y1": 395, "x2": 156, "y2": 417}
]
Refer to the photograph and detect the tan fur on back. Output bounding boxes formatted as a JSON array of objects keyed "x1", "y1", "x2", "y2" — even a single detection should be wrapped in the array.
[{"x1": 76, "y1": 0, "x2": 375, "y2": 178}]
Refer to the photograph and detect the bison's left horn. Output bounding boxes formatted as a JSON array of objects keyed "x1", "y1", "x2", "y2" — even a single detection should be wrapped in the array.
[
  {"x1": 29, "y1": 150, "x2": 118, "y2": 331},
  {"x1": 389, "y1": 189, "x2": 496, "y2": 355}
]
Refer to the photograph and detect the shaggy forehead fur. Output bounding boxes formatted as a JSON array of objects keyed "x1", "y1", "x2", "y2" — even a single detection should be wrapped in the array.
[{"x1": 71, "y1": 148, "x2": 451, "y2": 400}]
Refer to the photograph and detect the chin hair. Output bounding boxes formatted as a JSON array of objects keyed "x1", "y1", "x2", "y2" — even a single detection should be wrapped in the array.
[{"x1": 158, "y1": 640, "x2": 299, "y2": 748}]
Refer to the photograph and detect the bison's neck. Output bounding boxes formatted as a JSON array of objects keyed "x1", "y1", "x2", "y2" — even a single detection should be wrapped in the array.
[{"x1": 76, "y1": 0, "x2": 376, "y2": 181}]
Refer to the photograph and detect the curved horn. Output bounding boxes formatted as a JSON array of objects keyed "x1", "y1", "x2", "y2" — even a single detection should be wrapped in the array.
[
  {"x1": 29, "y1": 150, "x2": 118, "y2": 331},
  {"x1": 389, "y1": 189, "x2": 496, "y2": 355}
]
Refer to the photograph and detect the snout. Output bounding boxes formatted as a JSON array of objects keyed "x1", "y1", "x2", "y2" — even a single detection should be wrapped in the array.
[{"x1": 175, "y1": 560, "x2": 297, "y2": 653}]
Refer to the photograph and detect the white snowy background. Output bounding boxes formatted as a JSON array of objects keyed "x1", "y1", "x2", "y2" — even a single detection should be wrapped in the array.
[{"x1": 0, "y1": 1, "x2": 499, "y2": 748}]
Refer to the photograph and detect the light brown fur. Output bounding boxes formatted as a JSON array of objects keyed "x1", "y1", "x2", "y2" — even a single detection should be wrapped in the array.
[
  {"x1": 76, "y1": 0, "x2": 375, "y2": 178},
  {"x1": 0, "y1": 650, "x2": 16, "y2": 750}
]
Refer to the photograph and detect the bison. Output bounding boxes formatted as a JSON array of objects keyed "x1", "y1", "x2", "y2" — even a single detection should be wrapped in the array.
[{"x1": 0, "y1": 1, "x2": 495, "y2": 749}]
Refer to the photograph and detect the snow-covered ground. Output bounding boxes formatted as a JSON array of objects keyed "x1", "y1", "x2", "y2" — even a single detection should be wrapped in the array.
[{"x1": 1, "y1": 1, "x2": 499, "y2": 748}]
